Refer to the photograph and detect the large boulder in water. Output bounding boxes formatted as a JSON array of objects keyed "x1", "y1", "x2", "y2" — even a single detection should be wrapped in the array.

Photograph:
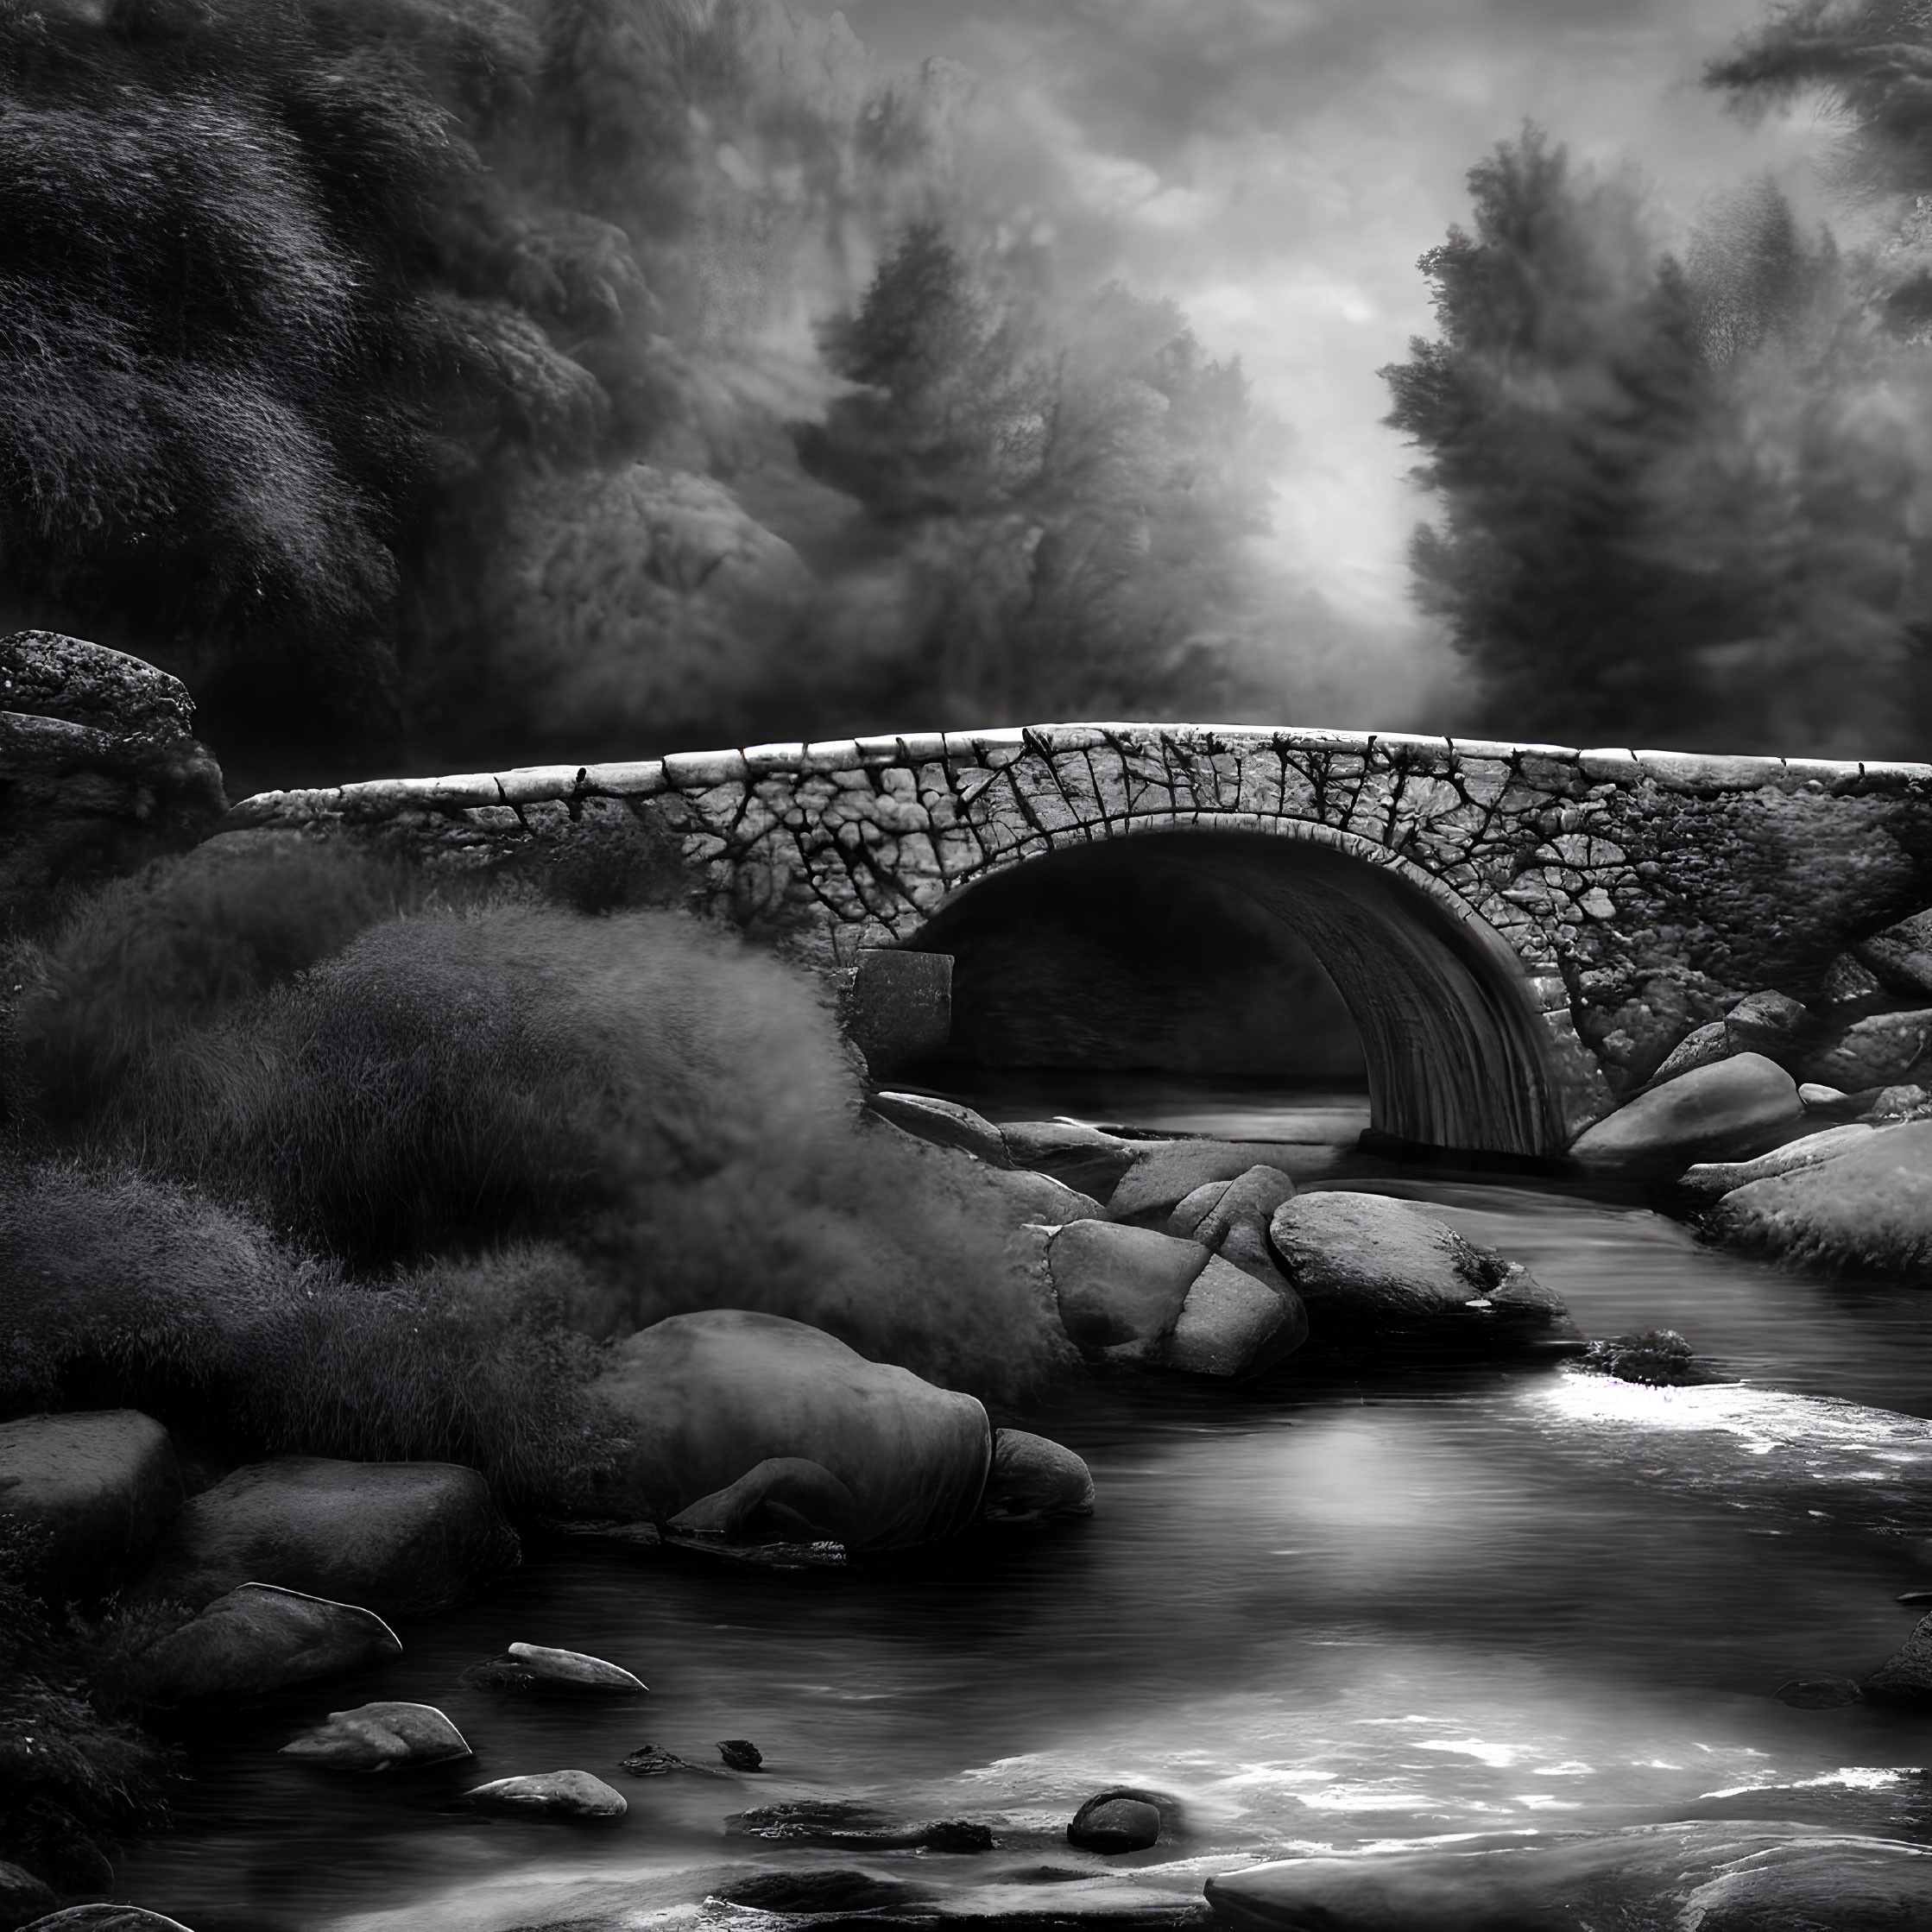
[
  {"x1": 585, "y1": 1310, "x2": 1000, "y2": 1551},
  {"x1": 1707, "y1": 1121, "x2": 1932, "y2": 1276},
  {"x1": 0, "y1": 1410, "x2": 182, "y2": 1602},
  {"x1": 1267, "y1": 1191, "x2": 1579, "y2": 1352},
  {"x1": 1205, "y1": 1821, "x2": 1932, "y2": 1931},
  {"x1": 123, "y1": 1582, "x2": 401, "y2": 1706},
  {"x1": 132, "y1": 1458, "x2": 519, "y2": 1617},
  {"x1": 1568, "y1": 1052, "x2": 1803, "y2": 1174}
]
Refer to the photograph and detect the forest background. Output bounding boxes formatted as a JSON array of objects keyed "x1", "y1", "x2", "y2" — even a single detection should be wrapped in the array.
[{"x1": 5, "y1": 0, "x2": 1932, "y2": 793}]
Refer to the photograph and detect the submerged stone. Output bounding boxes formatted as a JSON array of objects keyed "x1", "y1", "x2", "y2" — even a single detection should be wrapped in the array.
[{"x1": 1774, "y1": 1676, "x2": 1862, "y2": 1709}]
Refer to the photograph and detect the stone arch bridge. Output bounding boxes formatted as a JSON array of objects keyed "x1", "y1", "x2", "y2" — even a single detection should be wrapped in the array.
[{"x1": 234, "y1": 723, "x2": 1932, "y2": 1161}]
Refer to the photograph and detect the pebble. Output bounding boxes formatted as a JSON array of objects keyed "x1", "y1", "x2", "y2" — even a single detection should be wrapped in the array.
[{"x1": 717, "y1": 1739, "x2": 764, "y2": 1771}]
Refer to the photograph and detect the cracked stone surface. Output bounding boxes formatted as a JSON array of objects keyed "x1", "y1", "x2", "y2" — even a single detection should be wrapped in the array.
[{"x1": 227, "y1": 723, "x2": 1932, "y2": 1151}]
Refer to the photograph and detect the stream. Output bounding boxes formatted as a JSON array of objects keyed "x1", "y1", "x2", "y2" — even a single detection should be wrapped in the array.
[{"x1": 108, "y1": 1078, "x2": 1932, "y2": 1931}]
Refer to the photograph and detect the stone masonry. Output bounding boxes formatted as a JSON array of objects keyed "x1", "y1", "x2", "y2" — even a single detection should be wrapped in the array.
[{"x1": 230, "y1": 723, "x2": 1932, "y2": 1157}]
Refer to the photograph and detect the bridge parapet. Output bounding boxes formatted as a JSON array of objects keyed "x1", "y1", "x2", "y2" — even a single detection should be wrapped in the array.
[{"x1": 232, "y1": 723, "x2": 1932, "y2": 1153}]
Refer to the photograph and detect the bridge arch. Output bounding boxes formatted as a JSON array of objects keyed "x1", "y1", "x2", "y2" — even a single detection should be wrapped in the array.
[{"x1": 901, "y1": 817, "x2": 1573, "y2": 1160}]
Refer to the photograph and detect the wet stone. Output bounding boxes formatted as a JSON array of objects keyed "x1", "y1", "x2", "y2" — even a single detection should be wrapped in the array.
[
  {"x1": 1774, "y1": 1676, "x2": 1863, "y2": 1709},
  {"x1": 464, "y1": 1771, "x2": 627, "y2": 1818},
  {"x1": 717, "y1": 1870, "x2": 919, "y2": 1914},
  {"x1": 280, "y1": 1702, "x2": 470, "y2": 1772},
  {"x1": 502, "y1": 1642, "x2": 646, "y2": 1693},
  {"x1": 1068, "y1": 1790, "x2": 1163, "y2": 1853},
  {"x1": 717, "y1": 1739, "x2": 764, "y2": 1771}
]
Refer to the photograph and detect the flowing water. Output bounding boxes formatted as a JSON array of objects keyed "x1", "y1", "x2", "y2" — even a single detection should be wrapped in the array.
[{"x1": 110, "y1": 1078, "x2": 1932, "y2": 1931}]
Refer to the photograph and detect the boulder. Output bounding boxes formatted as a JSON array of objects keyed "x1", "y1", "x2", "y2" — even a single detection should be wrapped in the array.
[
  {"x1": 584, "y1": 1310, "x2": 994, "y2": 1551},
  {"x1": 280, "y1": 1701, "x2": 470, "y2": 1771},
  {"x1": 1067, "y1": 1792, "x2": 1161, "y2": 1853},
  {"x1": 464, "y1": 1771, "x2": 626, "y2": 1819},
  {"x1": 1683, "y1": 1834, "x2": 1932, "y2": 1930},
  {"x1": 1678, "y1": 1121, "x2": 1876, "y2": 1202},
  {"x1": 1803, "y1": 1011, "x2": 1932, "y2": 1092},
  {"x1": 133, "y1": 1458, "x2": 519, "y2": 1618},
  {"x1": 866, "y1": 1092, "x2": 1010, "y2": 1166},
  {"x1": 502, "y1": 1643, "x2": 645, "y2": 1692},
  {"x1": 1043, "y1": 1222, "x2": 1209, "y2": 1354},
  {"x1": 1862, "y1": 1610, "x2": 1932, "y2": 1702},
  {"x1": 1854, "y1": 907, "x2": 1932, "y2": 1000},
  {"x1": 1866, "y1": 1083, "x2": 1932, "y2": 1123},
  {"x1": 1568, "y1": 1052, "x2": 1803, "y2": 1174},
  {"x1": 1105, "y1": 1142, "x2": 1291, "y2": 1225},
  {"x1": 1799, "y1": 1082, "x2": 1851, "y2": 1108},
  {"x1": 1268, "y1": 1191, "x2": 1580, "y2": 1351},
  {"x1": 999, "y1": 1122, "x2": 1139, "y2": 1199},
  {"x1": 1576, "y1": 1329, "x2": 1724, "y2": 1387},
  {"x1": 20, "y1": 1913, "x2": 198, "y2": 1932},
  {"x1": 1647, "y1": 1018, "x2": 1730, "y2": 1086},
  {"x1": 123, "y1": 1582, "x2": 401, "y2": 1707},
  {"x1": 1707, "y1": 1121, "x2": 1932, "y2": 1275},
  {"x1": 1148, "y1": 1256, "x2": 1308, "y2": 1379},
  {"x1": 982, "y1": 1430, "x2": 1095, "y2": 1521},
  {"x1": 1167, "y1": 1167, "x2": 1296, "y2": 1248},
  {"x1": 1204, "y1": 1822, "x2": 1932, "y2": 1932},
  {"x1": 0, "y1": 1863, "x2": 56, "y2": 1932},
  {"x1": 1725, "y1": 988, "x2": 1808, "y2": 1056},
  {"x1": 0, "y1": 1411, "x2": 182, "y2": 1602},
  {"x1": 1822, "y1": 952, "x2": 1885, "y2": 1004},
  {"x1": 0, "y1": 632, "x2": 227, "y2": 943},
  {"x1": 978, "y1": 1165, "x2": 1108, "y2": 1228}
]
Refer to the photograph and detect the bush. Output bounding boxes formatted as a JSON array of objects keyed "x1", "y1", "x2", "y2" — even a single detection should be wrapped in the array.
[
  {"x1": 14, "y1": 894, "x2": 1070, "y2": 1402},
  {"x1": 0, "y1": 1165, "x2": 613, "y2": 1512},
  {"x1": 7, "y1": 833, "x2": 414, "y2": 1131},
  {"x1": 0, "y1": 1526, "x2": 174, "y2": 1893}
]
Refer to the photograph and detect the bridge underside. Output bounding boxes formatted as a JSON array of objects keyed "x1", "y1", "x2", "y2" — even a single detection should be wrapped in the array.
[{"x1": 910, "y1": 831, "x2": 1571, "y2": 1159}]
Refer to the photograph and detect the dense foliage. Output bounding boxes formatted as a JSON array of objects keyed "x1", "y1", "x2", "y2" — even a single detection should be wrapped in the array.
[
  {"x1": 1382, "y1": 125, "x2": 1928, "y2": 755},
  {"x1": 0, "y1": 0, "x2": 1287, "y2": 787}
]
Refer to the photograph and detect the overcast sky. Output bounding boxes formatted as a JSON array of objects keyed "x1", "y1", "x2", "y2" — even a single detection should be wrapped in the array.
[{"x1": 792, "y1": 0, "x2": 1837, "y2": 683}]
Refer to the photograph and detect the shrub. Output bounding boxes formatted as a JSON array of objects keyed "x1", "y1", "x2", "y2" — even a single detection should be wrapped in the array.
[{"x1": 0, "y1": 1165, "x2": 613, "y2": 1512}]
